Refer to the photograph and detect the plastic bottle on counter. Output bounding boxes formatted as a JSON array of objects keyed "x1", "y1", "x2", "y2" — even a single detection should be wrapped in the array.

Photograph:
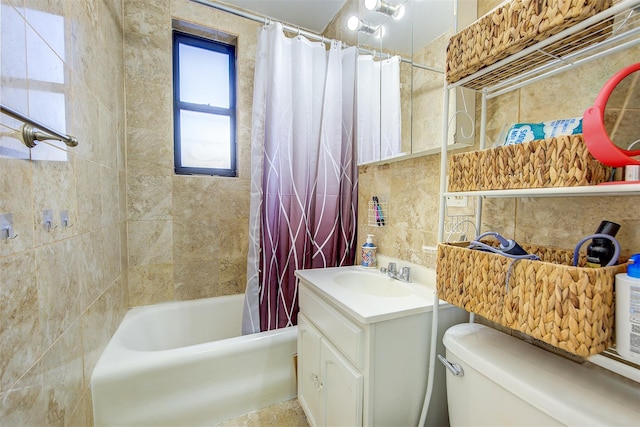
[
  {"x1": 361, "y1": 234, "x2": 377, "y2": 268},
  {"x1": 616, "y1": 253, "x2": 640, "y2": 362}
]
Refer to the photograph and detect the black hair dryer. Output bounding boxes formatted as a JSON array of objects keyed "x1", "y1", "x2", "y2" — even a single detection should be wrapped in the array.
[{"x1": 586, "y1": 220, "x2": 621, "y2": 268}]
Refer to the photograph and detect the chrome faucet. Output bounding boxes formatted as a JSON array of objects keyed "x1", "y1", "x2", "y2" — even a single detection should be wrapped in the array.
[{"x1": 380, "y1": 262, "x2": 411, "y2": 283}]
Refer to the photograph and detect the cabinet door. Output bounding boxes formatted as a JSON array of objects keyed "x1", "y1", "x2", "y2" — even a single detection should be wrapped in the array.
[
  {"x1": 298, "y1": 314, "x2": 323, "y2": 427},
  {"x1": 321, "y1": 338, "x2": 363, "y2": 427}
]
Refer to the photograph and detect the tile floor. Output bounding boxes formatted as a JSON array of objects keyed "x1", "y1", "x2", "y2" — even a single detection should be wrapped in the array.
[{"x1": 217, "y1": 398, "x2": 309, "y2": 427}]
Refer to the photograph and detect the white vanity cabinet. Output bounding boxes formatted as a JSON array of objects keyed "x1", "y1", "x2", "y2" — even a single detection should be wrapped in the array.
[
  {"x1": 295, "y1": 266, "x2": 467, "y2": 427},
  {"x1": 298, "y1": 313, "x2": 363, "y2": 427}
]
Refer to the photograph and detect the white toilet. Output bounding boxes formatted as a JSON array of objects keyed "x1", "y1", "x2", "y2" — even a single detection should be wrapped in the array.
[{"x1": 441, "y1": 323, "x2": 640, "y2": 426}]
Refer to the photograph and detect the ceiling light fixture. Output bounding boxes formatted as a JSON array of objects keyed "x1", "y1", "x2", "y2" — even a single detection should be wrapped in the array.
[
  {"x1": 347, "y1": 16, "x2": 385, "y2": 38},
  {"x1": 364, "y1": 0, "x2": 406, "y2": 20}
]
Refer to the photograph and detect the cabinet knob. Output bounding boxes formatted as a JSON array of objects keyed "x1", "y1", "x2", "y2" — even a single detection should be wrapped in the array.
[{"x1": 312, "y1": 373, "x2": 323, "y2": 390}]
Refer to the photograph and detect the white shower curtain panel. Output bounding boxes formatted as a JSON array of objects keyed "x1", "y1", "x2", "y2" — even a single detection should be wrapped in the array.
[
  {"x1": 243, "y1": 23, "x2": 358, "y2": 334},
  {"x1": 357, "y1": 55, "x2": 402, "y2": 164}
]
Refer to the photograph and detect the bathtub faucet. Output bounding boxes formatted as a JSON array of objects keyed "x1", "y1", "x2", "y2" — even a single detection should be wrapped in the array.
[{"x1": 380, "y1": 262, "x2": 411, "y2": 283}]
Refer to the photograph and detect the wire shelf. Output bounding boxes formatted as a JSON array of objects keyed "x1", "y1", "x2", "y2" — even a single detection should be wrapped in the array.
[{"x1": 449, "y1": 0, "x2": 640, "y2": 96}]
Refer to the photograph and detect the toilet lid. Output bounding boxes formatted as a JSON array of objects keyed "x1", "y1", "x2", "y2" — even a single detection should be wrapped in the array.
[{"x1": 443, "y1": 323, "x2": 640, "y2": 426}]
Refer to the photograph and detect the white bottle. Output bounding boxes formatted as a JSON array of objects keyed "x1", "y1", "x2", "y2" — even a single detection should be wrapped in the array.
[
  {"x1": 361, "y1": 234, "x2": 377, "y2": 268},
  {"x1": 616, "y1": 253, "x2": 640, "y2": 362}
]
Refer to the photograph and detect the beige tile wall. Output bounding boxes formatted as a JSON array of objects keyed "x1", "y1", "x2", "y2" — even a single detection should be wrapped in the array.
[
  {"x1": 124, "y1": 0, "x2": 259, "y2": 306},
  {"x1": 0, "y1": 0, "x2": 127, "y2": 425},
  {"x1": 357, "y1": 0, "x2": 640, "y2": 267}
]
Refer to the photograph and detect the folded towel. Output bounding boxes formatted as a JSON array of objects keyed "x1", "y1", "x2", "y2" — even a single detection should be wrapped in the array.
[{"x1": 504, "y1": 117, "x2": 582, "y2": 146}]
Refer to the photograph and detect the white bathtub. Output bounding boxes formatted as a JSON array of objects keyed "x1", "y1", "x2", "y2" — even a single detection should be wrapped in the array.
[{"x1": 91, "y1": 294, "x2": 298, "y2": 426}]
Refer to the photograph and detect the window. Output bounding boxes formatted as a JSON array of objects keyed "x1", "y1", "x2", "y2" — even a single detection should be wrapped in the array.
[{"x1": 173, "y1": 31, "x2": 236, "y2": 176}]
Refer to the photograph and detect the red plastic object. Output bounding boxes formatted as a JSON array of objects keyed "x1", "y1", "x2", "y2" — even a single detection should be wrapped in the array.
[{"x1": 583, "y1": 62, "x2": 640, "y2": 167}]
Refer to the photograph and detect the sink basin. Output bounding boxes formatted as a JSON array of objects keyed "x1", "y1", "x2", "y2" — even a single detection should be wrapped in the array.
[
  {"x1": 295, "y1": 263, "x2": 441, "y2": 323},
  {"x1": 334, "y1": 269, "x2": 413, "y2": 298}
]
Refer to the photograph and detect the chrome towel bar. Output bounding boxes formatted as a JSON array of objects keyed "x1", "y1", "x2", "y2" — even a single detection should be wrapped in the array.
[{"x1": 0, "y1": 103, "x2": 79, "y2": 148}]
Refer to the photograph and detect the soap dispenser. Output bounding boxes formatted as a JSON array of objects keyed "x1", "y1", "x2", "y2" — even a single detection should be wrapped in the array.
[{"x1": 362, "y1": 234, "x2": 377, "y2": 268}]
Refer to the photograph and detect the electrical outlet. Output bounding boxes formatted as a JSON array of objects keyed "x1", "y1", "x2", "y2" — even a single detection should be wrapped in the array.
[{"x1": 446, "y1": 195, "x2": 468, "y2": 207}]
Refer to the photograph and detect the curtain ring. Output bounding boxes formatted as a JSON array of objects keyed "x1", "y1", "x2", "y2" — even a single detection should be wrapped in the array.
[{"x1": 297, "y1": 27, "x2": 301, "y2": 37}]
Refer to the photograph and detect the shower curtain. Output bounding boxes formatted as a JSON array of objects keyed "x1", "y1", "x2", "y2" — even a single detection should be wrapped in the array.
[
  {"x1": 243, "y1": 23, "x2": 358, "y2": 334},
  {"x1": 357, "y1": 54, "x2": 401, "y2": 164}
]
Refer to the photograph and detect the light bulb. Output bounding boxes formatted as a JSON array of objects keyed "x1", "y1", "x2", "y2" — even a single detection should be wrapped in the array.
[
  {"x1": 367, "y1": 0, "x2": 406, "y2": 21},
  {"x1": 393, "y1": 4, "x2": 405, "y2": 20},
  {"x1": 364, "y1": 0, "x2": 379, "y2": 11},
  {"x1": 347, "y1": 15, "x2": 361, "y2": 31},
  {"x1": 347, "y1": 16, "x2": 382, "y2": 37}
]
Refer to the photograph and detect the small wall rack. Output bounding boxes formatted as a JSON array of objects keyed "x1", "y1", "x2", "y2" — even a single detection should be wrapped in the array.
[{"x1": 367, "y1": 200, "x2": 388, "y2": 227}]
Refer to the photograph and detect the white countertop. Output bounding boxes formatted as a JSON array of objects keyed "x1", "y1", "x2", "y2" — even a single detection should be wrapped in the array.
[{"x1": 295, "y1": 260, "x2": 443, "y2": 324}]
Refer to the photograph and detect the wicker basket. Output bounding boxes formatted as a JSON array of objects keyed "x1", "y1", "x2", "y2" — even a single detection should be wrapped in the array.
[
  {"x1": 436, "y1": 241, "x2": 627, "y2": 357},
  {"x1": 447, "y1": 134, "x2": 612, "y2": 192},
  {"x1": 445, "y1": 0, "x2": 612, "y2": 84}
]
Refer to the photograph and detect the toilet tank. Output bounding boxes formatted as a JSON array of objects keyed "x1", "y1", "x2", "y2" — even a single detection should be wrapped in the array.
[{"x1": 442, "y1": 323, "x2": 640, "y2": 427}]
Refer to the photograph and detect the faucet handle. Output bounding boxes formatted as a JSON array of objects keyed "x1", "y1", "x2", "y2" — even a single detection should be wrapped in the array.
[
  {"x1": 387, "y1": 262, "x2": 397, "y2": 273},
  {"x1": 401, "y1": 266, "x2": 411, "y2": 281}
]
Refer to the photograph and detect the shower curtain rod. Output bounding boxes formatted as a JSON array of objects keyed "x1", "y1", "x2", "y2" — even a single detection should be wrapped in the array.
[
  {"x1": 188, "y1": 0, "x2": 443, "y2": 74},
  {"x1": 189, "y1": 0, "x2": 332, "y2": 44}
]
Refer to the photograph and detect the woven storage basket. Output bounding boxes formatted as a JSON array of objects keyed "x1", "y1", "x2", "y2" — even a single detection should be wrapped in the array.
[
  {"x1": 447, "y1": 134, "x2": 612, "y2": 192},
  {"x1": 436, "y1": 241, "x2": 627, "y2": 357},
  {"x1": 445, "y1": 0, "x2": 612, "y2": 84}
]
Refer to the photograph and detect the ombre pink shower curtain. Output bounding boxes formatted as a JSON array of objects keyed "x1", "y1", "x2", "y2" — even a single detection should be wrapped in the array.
[{"x1": 243, "y1": 23, "x2": 358, "y2": 333}]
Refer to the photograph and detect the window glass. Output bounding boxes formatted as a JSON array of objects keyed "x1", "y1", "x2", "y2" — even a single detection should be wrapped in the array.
[
  {"x1": 179, "y1": 110, "x2": 231, "y2": 169},
  {"x1": 178, "y1": 43, "x2": 230, "y2": 108}
]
